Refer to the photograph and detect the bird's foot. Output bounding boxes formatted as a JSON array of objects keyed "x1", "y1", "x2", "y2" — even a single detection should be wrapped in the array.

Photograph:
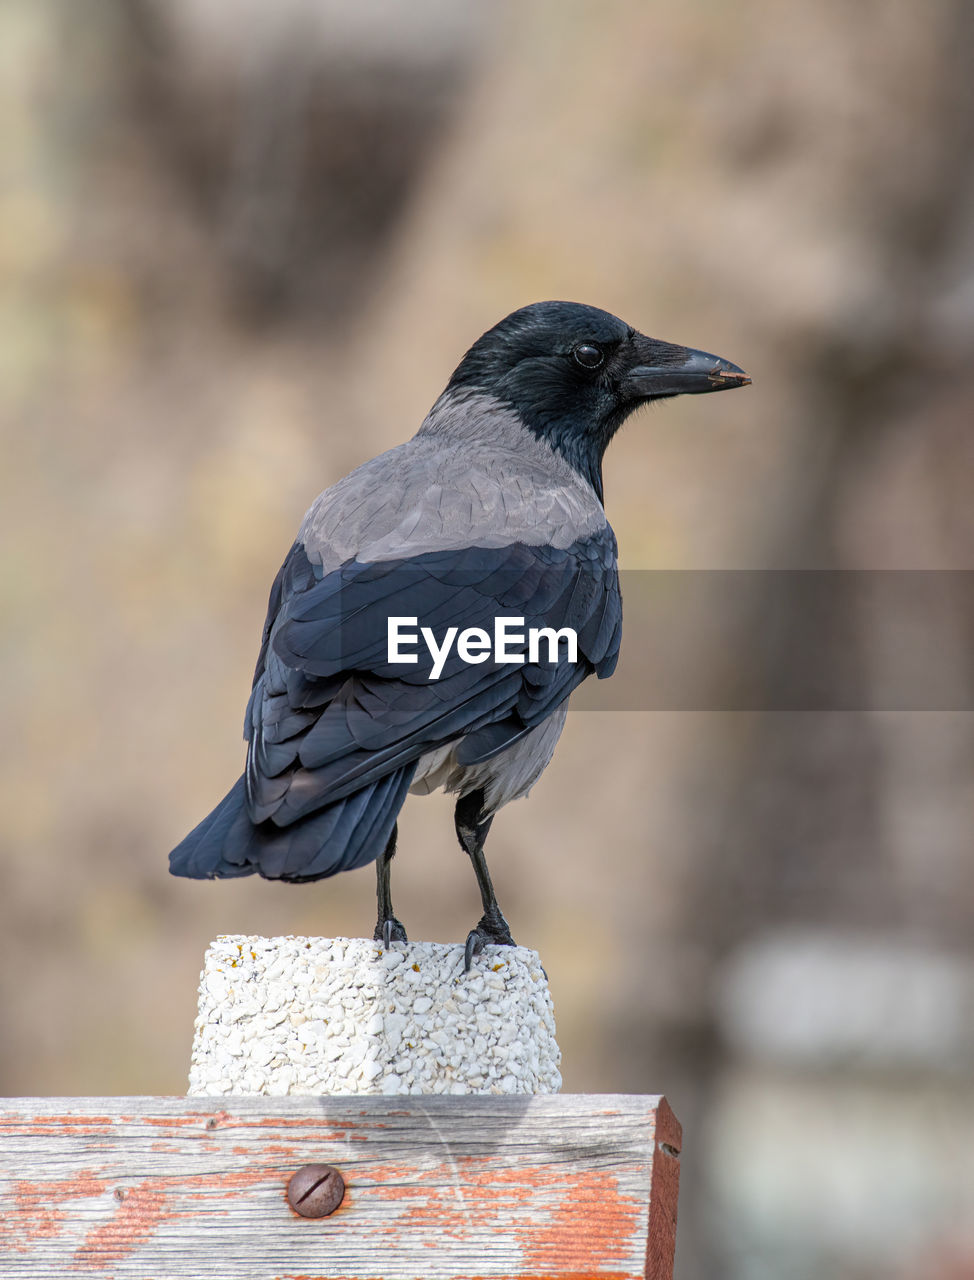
[
  {"x1": 463, "y1": 908, "x2": 516, "y2": 973},
  {"x1": 374, "y1": 916, "x2": 408, "y2": 950}
]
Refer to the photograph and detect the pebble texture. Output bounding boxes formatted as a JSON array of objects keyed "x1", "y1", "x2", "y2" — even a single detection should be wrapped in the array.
[{"x1": 189, "y1": 935, "x2": 562, "y2": 1097}]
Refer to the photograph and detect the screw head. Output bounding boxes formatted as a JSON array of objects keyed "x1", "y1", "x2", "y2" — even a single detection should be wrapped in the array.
[{"x1": 286, "y1": 1163, "x2": 345, "y2": 1218}]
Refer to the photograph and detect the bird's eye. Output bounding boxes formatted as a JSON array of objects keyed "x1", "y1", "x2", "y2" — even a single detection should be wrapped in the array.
[{"x1": 572, "y1": 343, "x2": 605, "y2": 370}]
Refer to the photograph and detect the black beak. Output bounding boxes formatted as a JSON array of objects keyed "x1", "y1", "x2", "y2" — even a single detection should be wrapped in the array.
[{"x1": 623, "y1": 337, "x2": 751, "y2": 400}]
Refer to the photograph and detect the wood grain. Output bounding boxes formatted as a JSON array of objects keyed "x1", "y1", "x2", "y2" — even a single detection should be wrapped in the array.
[{"x1": 0, "y1": 1094, "x2": 680, "y2": 1279}]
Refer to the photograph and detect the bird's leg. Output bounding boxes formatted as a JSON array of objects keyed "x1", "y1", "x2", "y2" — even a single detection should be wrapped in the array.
[
  {"x1": 372, "y1": 823, "x2": 408, "y2": 949},
  {"x1": 455, "y1": 788, "x2": 515, "y2": 972}
]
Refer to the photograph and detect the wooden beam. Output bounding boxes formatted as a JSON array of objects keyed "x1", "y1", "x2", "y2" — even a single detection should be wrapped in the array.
[{"x1": 0, "y1": 1094, "x2": 681, "y2": 1279}]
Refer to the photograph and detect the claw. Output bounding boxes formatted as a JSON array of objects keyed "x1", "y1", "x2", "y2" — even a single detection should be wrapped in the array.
[
  {"x1": 463, "y1": 929, "x2": 484, "y2": 973},
  {"x1": 462, "y1": 910, "x2": 516, "y2": 972},
  {"x1": 373, "y1": 917, "x2": 408, "y2": 949}
]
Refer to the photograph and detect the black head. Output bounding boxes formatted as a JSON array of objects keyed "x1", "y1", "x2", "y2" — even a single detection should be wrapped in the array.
[{"x1": 447, "y1": 300, "x2": 749, "y2": 501}]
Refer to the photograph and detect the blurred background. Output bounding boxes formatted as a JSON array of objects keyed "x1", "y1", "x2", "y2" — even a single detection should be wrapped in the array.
[{"x1": 2, "y1": 1, "x2": 974, "y2": 1276}]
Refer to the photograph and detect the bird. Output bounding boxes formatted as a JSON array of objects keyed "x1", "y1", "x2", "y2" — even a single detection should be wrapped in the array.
[{"x1": 169, "y1": 300, "x2": 749, "y2": 968}]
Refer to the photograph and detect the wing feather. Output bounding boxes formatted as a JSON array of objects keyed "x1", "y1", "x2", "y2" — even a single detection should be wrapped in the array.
[{"x1": 244, "y1": 533, "x2": 621, "y2": 827}]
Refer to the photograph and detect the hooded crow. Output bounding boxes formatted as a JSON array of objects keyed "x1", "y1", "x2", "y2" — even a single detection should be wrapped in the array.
[{"x1": 169, "y1": 301, "x2": 749, "y2": 967}]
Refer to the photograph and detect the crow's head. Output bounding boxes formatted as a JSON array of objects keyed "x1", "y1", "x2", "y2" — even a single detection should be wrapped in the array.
[{"x1": 447, "y1": 300, "x2": 749, "y2": 500}]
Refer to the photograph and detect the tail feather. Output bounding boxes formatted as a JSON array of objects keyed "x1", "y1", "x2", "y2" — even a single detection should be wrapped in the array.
[
  {"x1": 168, "y1": 765, "x2": 415, "y2": 883},
  {"x1": 169, "y1": 776, "x2": 254, "y2": 879}
]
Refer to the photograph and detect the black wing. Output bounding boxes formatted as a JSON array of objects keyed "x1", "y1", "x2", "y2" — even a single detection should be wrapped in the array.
[{"x1": 244, "y1": 532, "x2": 621, "y2": 829}]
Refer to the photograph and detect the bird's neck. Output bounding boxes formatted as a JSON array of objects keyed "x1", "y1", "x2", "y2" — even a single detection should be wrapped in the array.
[
  {"x1": 530, "y1": 427, "x2": 606, "y2": 505},
  {"x1": 418, "y1": 389, "x2": 609, "y2": 506}
]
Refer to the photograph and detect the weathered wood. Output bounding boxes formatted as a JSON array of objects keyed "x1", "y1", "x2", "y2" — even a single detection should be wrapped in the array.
[{"x1": 0, "y1": 1093, "x2": 681, "y2": 1279}]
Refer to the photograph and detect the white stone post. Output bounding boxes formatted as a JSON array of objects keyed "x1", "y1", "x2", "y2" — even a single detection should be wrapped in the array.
[{"x1": 189, "y1": 935, "x2": 561, "y2": 1097}]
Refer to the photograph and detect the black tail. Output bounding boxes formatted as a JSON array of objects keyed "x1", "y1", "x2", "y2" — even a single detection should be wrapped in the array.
[{"x1": 168, "y1": 765, "x2": 415, "y2": 882}]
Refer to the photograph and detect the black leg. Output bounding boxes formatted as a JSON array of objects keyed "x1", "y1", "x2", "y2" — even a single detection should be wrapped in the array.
[
  {"x1": 372, "y1": 823, "x2": 408, "y2": 948},
  {"x1": 454, "y1": 788, "x2": 515, "y2": 971}
]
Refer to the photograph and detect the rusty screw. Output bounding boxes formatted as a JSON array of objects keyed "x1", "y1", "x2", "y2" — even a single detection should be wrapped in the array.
[{"x1": 286, "y1": 1163, "x2": 345, "y2": 1218}]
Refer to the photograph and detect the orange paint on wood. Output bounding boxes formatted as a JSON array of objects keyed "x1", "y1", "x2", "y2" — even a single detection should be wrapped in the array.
[
  {"x1": 69, "y1": 1166, "x2": 272, "y2": 1269},
  {"x1": 10, "y1": 1171, "x2": 107, "y2": 1244},
  {"x1": 137, "y1": 1112, "x2": 224, "y2": 1129},
  {"x1": 231, "y1": 1141, "x2": 310, "y2": 1160},
  {"x1": 235, "y1": 1115, "x2": 352, "y2": 1133},
  {"x1": 517, "y1": 1170, "x2": 643, "y2": 1273},
  {"x1": 133, "y1": 1109, "x2": 349, "y2": 1133},
  {"x1": 329, "y1": 1157, "x2": 645, "y2": 1273},
  {"x1": 71, "y1": 1184, "x2": 169, "y2": 1269},
  {"x1": 0, "y1": 1115, "x2": 114, "y2": 1137}
]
